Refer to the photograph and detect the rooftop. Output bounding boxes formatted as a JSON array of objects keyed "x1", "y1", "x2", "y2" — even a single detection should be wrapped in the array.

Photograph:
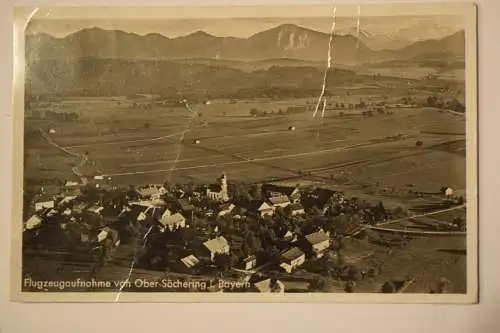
[
  {"x1": 181, "y1": 255, "x2": 200, "y2": 268},
  {"x1": 243, "y1": 255, "x2": 257, "y2": 263},
  {"x1": 159, "y1": 212, "x2": 185, "y2": 227},
  {"x1": 254, "y1": 278, "x2": 285, "y2": 293},
  {"x1": 268, "y1": 195, "x2": 291, "y2": 205},
  {"x1": 289, "y1": 203, "x2": 305, "y2": 211},
  {"x1": 305, "y1": 230, "x2": 330, "y2": 245},
  {"x1": 203, "y1": 236, "x2": 229, "y2": 253},
  {"x1": 220, "y1": 203, "x2": 235, "y2": 211},
  {"x1": 281, "y1": 247, "x2": 305, "y2": 261},
  {"x1": 262, "y1": 184, "x2": 300, "y2": 197}
]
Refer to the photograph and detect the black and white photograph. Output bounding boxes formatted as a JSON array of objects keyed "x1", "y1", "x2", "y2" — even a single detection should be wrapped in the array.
[{"x1": 12, "y1": 3, "x2": 477, "y2": 302}]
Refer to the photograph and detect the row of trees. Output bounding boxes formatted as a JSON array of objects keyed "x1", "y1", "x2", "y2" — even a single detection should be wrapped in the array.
[
  {"x1": 425, "y1": 95, "x2": 465, "y2": 113},
  {"x1": 29, "y1": 110, "x2": 80, "y2": 121},
  {"x1": 249, "y1": 105, "x2": 307, "y2": 117}
]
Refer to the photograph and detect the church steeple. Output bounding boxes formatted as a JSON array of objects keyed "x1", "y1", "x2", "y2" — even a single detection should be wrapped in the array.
[{"x1": 220, "y1": 173, "x2": 228, "y2": 201}]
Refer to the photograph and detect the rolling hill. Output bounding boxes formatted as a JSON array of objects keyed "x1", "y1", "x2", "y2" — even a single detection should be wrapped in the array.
[
  {"x1": 25, "y1": 58, "x2": 367, "y2": 98},
  {"x1": 26, "y1": 24, "x2": 465, "y2": 65}
]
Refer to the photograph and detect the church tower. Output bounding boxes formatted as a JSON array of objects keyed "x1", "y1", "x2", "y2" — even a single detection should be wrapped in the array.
[{"x1": 220, "y1": 173, "x2": 229, "y2": 201}]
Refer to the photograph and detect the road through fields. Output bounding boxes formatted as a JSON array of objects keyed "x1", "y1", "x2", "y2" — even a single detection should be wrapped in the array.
[{"x1": 100, "y1": 140, "x2": 391, "y2": 177}]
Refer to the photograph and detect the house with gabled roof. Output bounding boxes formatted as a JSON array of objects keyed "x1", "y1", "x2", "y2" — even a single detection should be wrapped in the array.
[
  {"x1": 34, "y1": 199, "x2": 55, "y2": 212},
  {"x1": 253, "y1": 278, "x2": 285, "y2": 293},
  {"x1": 287, "y1": 203, "x2": 305, "y2": 216},
  {"x1": 24, "y1": 215, "x2": 43, "y2": 231},
  {"x1": 137, "y1": 185, "x2": 167, "y2": 200},
  {"x1": 268, "y1": 195, "x2": 291, "y2": 209},
  {"x1": 304, "y1": 230, "x2": 331, "y2": 258},
  {"x1": 218, "y1": 203, "x2": 236, "y2": 217},
  {"x1": 159, "y1": 211, "x2": 186, "y2": 232},
  {"x1": 302, "y1": 188, "x2": 344, "y2": 215},
  {"x1": 251, "y1": 201, "x2": 275, "y2": 217},
  {"x1": 242, "y1": 255, "x2": 257, "y2": 271},
  {"x1": 179, "y1": 254, "x2": 202, "y2": 274},
  {"x1": 262, "y1": 184, "x2": 301, "y2": 204},
  {"x1": 280, "y1": 247, "x2": 306, "y2": 273},
  {"x1": 203, "y1": 236, "x2": 230, "y2": 261}
]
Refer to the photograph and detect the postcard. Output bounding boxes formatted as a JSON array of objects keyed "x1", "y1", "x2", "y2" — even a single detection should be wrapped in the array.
[{"x1": 11, "y1": 3, "x2": 478, "y2": 303}]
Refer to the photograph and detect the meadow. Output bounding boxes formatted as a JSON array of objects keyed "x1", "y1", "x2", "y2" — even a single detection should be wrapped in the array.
[{"x1": 24, "y1": 88, "x2": 466, "y2": 210}]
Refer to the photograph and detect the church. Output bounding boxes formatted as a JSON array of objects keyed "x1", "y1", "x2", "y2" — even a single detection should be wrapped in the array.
[{"x1": 206, "y1": 173, "x2": 229, "y2": 202}]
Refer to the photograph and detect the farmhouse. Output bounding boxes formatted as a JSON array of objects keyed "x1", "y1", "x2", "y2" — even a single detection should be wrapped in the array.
[
  {"x1": 303, "y1": 188, "x2": 343, "y2": 214},
  {"x1": 159, "y1": 211, "x2": 186, "y2": 231},
  {"x1": 254, "y1": 201, "x2": 275, "y2": 217},
  {"x1": 287, "y1": 203, "x2": 305, "y2": 216},
  {"x1": 280, "y1": 247, "x2": 306, "y2": 273},
  {"x1": 206, "y1": 174, "x2": 229, "y2": 202},
  {"x1": 137, "y1": 185, "x2": 167, "y2": 200},
  {"x1": 180, "y1": 255, "x2": 201, "y2": 274},
  {"x1": 281, "y1": 230, "x2": 297, "y2": 242},
  {"x1": 57, "y1": 195, "x2": 78, "y2": 207},
  {"x1": 25, "y1": 215, "x2": 43, "y2": 231},
  {"x1": 253, "y1": 278, "x2": 285, "y2": 293},
  {"x1": 95, "y1": 227, "x2": 120, "y2": 247},
  {"x1": 203, "y1": 236, "x2": 230, "y2": 261},
  {"x1": 304, "y1": 230, "x2": 331, "y2": 258},
  {"x1": 65, "y1": 180, "x2": 79, "y2": 187},
  {"x1": 35, "y1": 199, "x2": 55, "y2": 212},
  {"x1": 218, "y1": 203, "x2": 236, "y2": 217},
  {"x1": 242, "y1": 255, "x2": 257, "y2": 271},
  {"x1": 87, "y1": 204, "x2": 104, "y2": 215},
  {"x1": 268, "y1": 195, "x2": 291, "y2": 209},
  {"x1": 262, "y1": 184, "x2": 301, "y2": 204}
]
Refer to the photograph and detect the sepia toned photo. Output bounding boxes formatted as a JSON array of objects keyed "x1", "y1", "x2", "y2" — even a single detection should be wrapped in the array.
[{"x1": 11, "y1": 3, "x2": 478, "y2": 303}]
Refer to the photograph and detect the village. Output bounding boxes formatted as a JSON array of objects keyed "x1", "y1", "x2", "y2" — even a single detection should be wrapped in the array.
[{"x1": 23, "y1": 172, "x2": 465, "y2": 294}]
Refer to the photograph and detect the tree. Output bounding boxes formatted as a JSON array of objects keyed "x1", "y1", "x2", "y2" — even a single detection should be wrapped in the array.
[
  {"x1": 374, "y1": 201, "x2": 388, "y2": 221},
  {"x1": 213, "y1": 253, "x2": 232, "y2": 272},
  {"x1": 250, "y1": 108, "x2": 259, "y2": 117},
  {"x1": 144, "y1": 121, "x2": 150, "y2": 129},
  {"x1": 381, "y1": 281, "x2": 397, "y2": 293},
  {"x1": 452, "y1": 217, "x2": 466, "y2": 231},
  {"x1": 426, "y1": 95, "x2": 438, "y2": 107},
  {"x1": 309, "y1": 277, "x2": 327, "y2": 291},
  {"x1": 347, "y1": 265, "x2": 362, "y2": 282},
  {"x1": 233, "y1": 182, "x2": 252, "y2": 204},
  {"x1": 416, "y1": 140, "x2": 423, "y2": 147},
  {"x1": 345, "y1": 280, "x2": 355, "y2": 293},
  {"x1": 249, "y1": 184, "x2": 262, "y2": 201}
]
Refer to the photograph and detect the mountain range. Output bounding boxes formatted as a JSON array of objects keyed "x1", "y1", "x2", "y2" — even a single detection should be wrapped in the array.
[{"x1": 26, "y1": 24, "x2": 465, "y2": 64}]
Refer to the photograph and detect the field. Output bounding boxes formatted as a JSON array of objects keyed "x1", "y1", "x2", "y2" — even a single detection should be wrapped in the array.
[{"x1": 25, "y1": 93, "x2": 466, "y2": 206}]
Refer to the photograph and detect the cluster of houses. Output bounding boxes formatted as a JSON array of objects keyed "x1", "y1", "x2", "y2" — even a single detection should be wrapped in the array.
[{"x1": 25, "y1": 173, "x2": 351, "y2": 287}]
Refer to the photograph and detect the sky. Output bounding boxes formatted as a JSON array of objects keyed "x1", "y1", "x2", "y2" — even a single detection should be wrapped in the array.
[{"x1": 26, "y1": 15, "x2": 464, "y2": 43}]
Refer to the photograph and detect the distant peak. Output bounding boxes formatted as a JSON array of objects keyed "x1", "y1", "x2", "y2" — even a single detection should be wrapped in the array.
[{"x1": 185, "y1": 30, "x2": 214, "y2": 38}]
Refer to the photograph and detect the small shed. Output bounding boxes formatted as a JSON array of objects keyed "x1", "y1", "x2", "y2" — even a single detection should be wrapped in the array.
[{"x1": 288, "y1": 126, "x2": 296, "y2": 131}]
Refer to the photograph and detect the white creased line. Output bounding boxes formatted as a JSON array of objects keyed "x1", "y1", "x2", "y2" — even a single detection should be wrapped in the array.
[{"x1": 313, "y1": 3, "x2": 337, "y2": 119}]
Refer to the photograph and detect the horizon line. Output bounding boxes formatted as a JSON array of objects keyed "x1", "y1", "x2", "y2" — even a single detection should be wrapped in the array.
[{"x1": 25, "y1": 23, "x2": 465, "y2": 42}]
